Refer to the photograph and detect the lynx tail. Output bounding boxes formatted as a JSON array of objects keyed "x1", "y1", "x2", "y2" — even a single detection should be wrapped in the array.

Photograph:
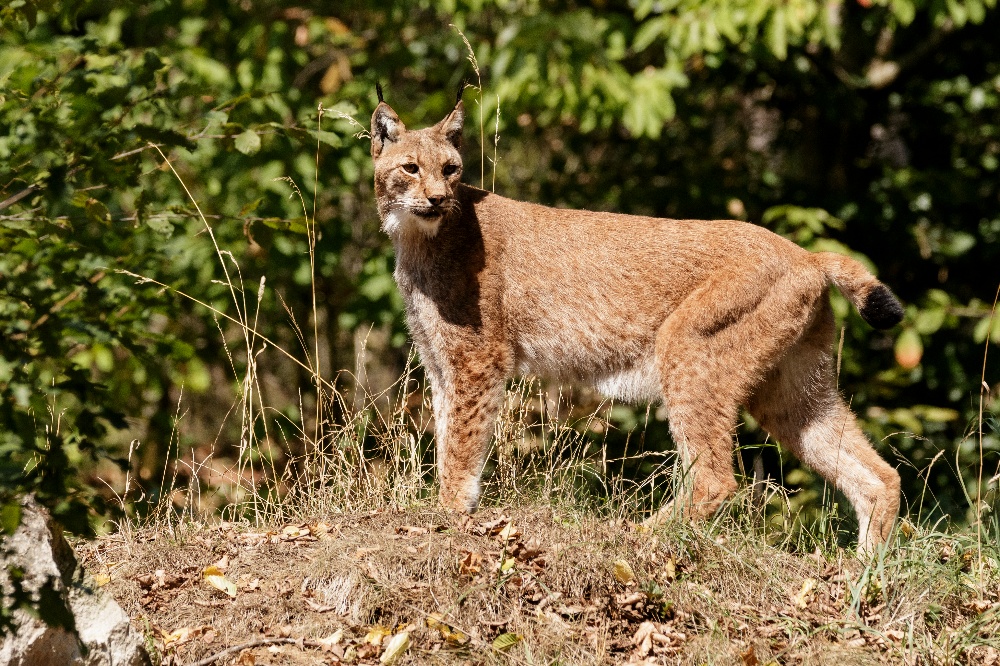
[{"x1": 814, "y1": 252, "x2": 904, "y2": 329}]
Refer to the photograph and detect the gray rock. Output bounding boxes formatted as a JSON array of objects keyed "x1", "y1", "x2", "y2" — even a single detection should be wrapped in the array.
[{"x1": 0, "y1": 497, "x2": 151, "y2": 666}]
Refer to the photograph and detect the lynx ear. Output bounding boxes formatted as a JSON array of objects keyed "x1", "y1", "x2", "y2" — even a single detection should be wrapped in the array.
[
  {"x1": 371, "y1": 101, "x2": 405, "y2": 159},
  {"x1": 434, "y1": 100, "x2": 464, "y2": 150}
]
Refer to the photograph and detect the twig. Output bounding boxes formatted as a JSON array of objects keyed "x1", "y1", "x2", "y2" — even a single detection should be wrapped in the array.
[
  {"x1": 0, "y1": 184, "x2": 40, "y2": 212},
  {"x1": 185, "y1": 637, "x2": 319, "y2": 666}
]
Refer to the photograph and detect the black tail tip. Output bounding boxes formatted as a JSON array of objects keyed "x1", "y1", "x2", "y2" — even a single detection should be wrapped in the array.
[{"x1": 861, "y1": 284, "x2": 904, "y2": 329}]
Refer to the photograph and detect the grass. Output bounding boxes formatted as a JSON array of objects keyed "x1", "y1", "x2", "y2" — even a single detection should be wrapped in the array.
[
  {"x1": 81, "y1": 461, "x2": 1000, "y2": 665},
  {"x1": 83, "y1": 37, "x2": 1000, "y2": 665},
  {"x1": 86, "y1": 336, "x2": 1000, "y2": 664}
]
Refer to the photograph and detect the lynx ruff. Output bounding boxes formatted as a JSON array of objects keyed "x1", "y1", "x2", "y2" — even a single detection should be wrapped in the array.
[{"x1": 370, "y1": 86, "x2": 905, "y2": 552}]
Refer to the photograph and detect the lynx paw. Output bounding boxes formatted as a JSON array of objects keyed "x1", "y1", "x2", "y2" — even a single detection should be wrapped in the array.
[
  {"x1": 439, "y1": 475, "x2": 481, "y2": 513},
  {"x1": 643, "y1": 500, "x2": 685, "y2": 527}
]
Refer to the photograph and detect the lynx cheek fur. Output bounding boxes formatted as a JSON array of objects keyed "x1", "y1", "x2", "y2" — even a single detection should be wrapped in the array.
[{"x1": 370, "y1": 87, "x2": 905, "y2": 551}]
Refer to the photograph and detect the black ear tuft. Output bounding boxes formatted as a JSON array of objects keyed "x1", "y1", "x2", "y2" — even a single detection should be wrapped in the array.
[
  {"x1": 455, "y1": 78, "x2": 468, "y2": 106},
  {"x1": 376, "y1": 81, "x2": 384, "y2": 103}
]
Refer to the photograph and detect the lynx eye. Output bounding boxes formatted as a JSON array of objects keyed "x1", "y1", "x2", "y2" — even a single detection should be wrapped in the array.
[
  {"x1": 442, "y1": 164, "x2": 459, "y2": 176},
  {"x1": 401, "y1": 163, "x2": 419, "y2": 174}
]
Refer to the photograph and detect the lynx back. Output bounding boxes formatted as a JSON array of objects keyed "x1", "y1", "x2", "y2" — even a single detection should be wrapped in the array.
[{"x1": 369, "y1": 89, "x2": 905, "y2": 552}]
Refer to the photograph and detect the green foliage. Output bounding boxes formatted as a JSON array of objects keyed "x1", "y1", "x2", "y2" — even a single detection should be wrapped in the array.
[{"x1": 0, "y1": 0, "x2": 998, "y2": 550}]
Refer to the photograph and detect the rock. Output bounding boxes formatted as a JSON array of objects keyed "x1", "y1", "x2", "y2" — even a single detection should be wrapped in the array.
[{"x1": 0, "y1": 496, "x2": 151, "y2": 666}]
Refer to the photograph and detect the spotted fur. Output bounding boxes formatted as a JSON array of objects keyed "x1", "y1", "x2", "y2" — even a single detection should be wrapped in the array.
[{"x1": 369, "y1": 93, "x2": 904, "y2": 552}]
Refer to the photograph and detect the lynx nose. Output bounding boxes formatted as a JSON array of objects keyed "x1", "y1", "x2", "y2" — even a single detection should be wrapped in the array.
[{"x1": 427, "y1": 195, "x2": 445, "y2": 207}]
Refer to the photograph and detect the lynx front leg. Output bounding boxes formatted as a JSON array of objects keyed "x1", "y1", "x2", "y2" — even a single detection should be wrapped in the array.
[{"x1": 431, "y1": 368, "x2": 505, "y2": 513}]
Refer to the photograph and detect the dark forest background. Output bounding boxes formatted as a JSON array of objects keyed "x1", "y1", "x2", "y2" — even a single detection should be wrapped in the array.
[{"x1": 1, "y1": 0, "x2": 999, "y2": 538}]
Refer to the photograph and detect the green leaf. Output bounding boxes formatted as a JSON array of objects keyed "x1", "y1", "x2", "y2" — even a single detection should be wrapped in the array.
[
  {"x1": 913, "y1": 308, "x2": 946, "y2": 335},
  {"x1": 84, "y1": 198, "x2": 111, "y2": 225},
  {"x1": 946, "y1": 0, "x2": 968, "y2": 25},
  {"x1": 492, "y1": 633, "x2": 522, "y2": 651},
  {"x1": 891, "y1": 0, "x2": 917, "y2": 25},
  {"x1": 261, "y1": 216, "x2": 308, "y2": 234},
  {"x1": 973, "y1": 314, "x2": 1000, "y2": 344},
  {"x1": 306, "y1": 128, "x2": 343, "y2": 149},
  {"x1": 234, "y1": 129, "x2": 261, "y2": 155},
  {"x1": 767, "y1": 8, "x2": 788, "y2": 60},
  {"x1": 634, "y1": 18, "x2": 665, "y2": 53},
  {"x1": 238, "y1": 197, "x2": 265, "y2": 217},
  {"x1": 967, "y1": 0, "x2": 986, "y2": 22},
  {"x1": 0, "y1": 501, "x2": 22, "y2": 535}
]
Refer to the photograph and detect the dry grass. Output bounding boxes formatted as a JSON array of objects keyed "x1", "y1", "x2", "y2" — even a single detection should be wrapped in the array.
[
  {"x1": 78, "y1": 498, "x2": 1000, "y2": 666},
  {"x1": 90, "y1": 67, "x2": 1000, "y2": 665},
  {"x1": 85, "y1": 363, "x2": 1000, "y2": 664}
]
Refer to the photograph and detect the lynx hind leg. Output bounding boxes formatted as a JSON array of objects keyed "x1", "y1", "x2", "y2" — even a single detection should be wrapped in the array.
[
  {"x1": 747, "y1": 302, "x2": 901, "y2": 553},
  {"x1": 646, "y1": 267, "x2": 829, "y2": 527},
  {"x1": 432, "y1": 364, "x2": 506, "y2": 513}
]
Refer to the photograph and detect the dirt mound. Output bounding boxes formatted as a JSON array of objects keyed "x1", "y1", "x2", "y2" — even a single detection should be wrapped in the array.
[{"x1": 75, "y1": 507, "x2": 1000, "y2": 665}]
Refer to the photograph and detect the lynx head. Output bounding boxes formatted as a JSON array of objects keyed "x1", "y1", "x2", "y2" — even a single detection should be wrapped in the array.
[{"x1": 371, "y1": 84, "x2": 465, "y2": 237}]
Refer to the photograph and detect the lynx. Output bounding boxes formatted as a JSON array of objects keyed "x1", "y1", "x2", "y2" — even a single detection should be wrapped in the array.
[{"x1": 369, "y1": 85, "x2": 905, "y2": 551}]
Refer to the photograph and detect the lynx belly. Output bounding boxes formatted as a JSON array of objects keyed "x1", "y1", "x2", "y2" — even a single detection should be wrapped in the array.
[{"x1": 592, "y1": 358, "x2": 663, "y2": 403}]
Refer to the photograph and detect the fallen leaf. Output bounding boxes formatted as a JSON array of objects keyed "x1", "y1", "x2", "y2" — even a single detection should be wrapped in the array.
[
  {"x1": 203, "y1": 565, "x2": 237, "y2": 598},
  {"x1": 397, "y1": 525, "x2": 428, "y2": 536},
  {"x1": 479, "y1": 515, "x2": 509, "y2": 535},
  {"x1": 426, "y1": 613, "x2": 470, "y2": 645},
  {"x1": 965, "y1": 599, "x2": 993, "y2": 613},
  {"x1": 616, "y1": 591, "x2": 645, "y2": 607},
  {"x1": 93, "y1": 573, "x2": 111, "y2": 587},
  {"x1": 791, "y1": 578, "x2": 817, "y2": 609},
  {"x1": 556, "y1": 603, "x2": 586, "y2": 617},
  {"x1": 159, "y1": 625, "x2": 211, "y2": 649},
  {"x1": 305, "y1": 599, "x2": 337, "y2": 612},
  {"x1": 352, "y1": 546, "x2": 381, "y2": 560},
  {"x1": 459, "y1": 550, "x2": 483, "y2": 576},
  {"x1": 492, "y1": 632, "x2": 522, "y2": 651},
  {"x1": 316, "y1": 629, "x2": 344, "y2": 651},
  {"x1": 663, "y1": 554, "x2": 676, "y2": 582},
  {"x1": 281, "y1": 524, "x2": 312, "y2": 540},
  {"x1": 613, "y1": 559, "x2": 636, "y2": 585},
  {"x1": 741, "y1": 645, "x2": 759, "y2": 666},
  {"x1": 379, "y1": 631, "x2": 410, "y2": 665},
  {"x1": 365, "y1": 625, "x2": 392, "y2": 646},
  {"x1": 497, "y1": 523, "x2": 520, "y2": 542},
  {"x1": 633, "y1": 621, "x2": 656, "y2": 656}
]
